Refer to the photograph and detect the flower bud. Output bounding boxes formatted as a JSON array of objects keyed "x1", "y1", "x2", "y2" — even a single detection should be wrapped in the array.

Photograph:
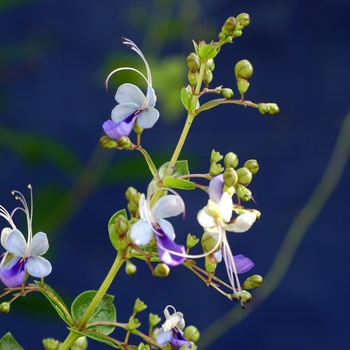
[
  {"x1": 205, "y1": 58, "x2": 214, "y2": 70},
  {"x1": 116, "y1": 136, "x2": 132, "y2": 149},
  {"x1": 71, "y1": 337, "x2": 88, "y2": 350},
  {"x1": 244, "y1": 159, "x2": 259, "y2": 175},
  {"x1": 224, "y1": 167, "x2": 238, "y2": 187},
  {"x1": 127, "y1": 316, "x2": 141, "y2": 331},
  {"x1": 203, "y1": 69, "x2": 213, "y2": 86},
  {"x1": 201, "y1": 232, "x2": 221, "y2": 253},
  {"x1": 209, "y1": 162, "x2": 224, "y2": 177},
  {"x1": 134, "y1": 298, "x2": 147, "y2": 313},
  {"x1": 126, "y1": 186, "x2": 138, "y2": 202},
  {"x1": 236, "y1": 167, "x2": 253, "y2": 186},
  {"x1": 137, "y1": 343, "x2": 151, "y2": 350},
  {"x1": 236, "y1": 13, "x2": 250, "y2": 29},
  {"x1": 43, "y1": 338, "x2": 61, "y2": 350},
  {"x1": 224, "y1": 152, "x2": 239, "y2": 168},
  {"x1": 184, "y1": 326, "x2": 200, "y2": 342},
  {"x1": 125, "y1": 261, "x2": 137, "y2": 275},
  {"x1": 258, "y1": 103, "x2": 270, "y2": 114},
  {"x1": 187, "y1": 233, "x2": 199, "y2": 249},
  {"x1": 242, "y1": 275, "x2": 263, "y2": 289},
  {"x1": 221, "y1": 88, "x2": 234, "y2": 98},
  {"x1": 149, "y1": 313, "x2": 161, "y2": 327},
  {"x1": 154, "y1": 263, "x2": 170, "y2": 277},
  {"x1": 0, "y1": 302, "x2": 10, "y2": 314},
  {"x1": 234, "y1": 59, "x2": 253, "y2": 80},
  {"x1": 221, "y1": 16, "x2": 237, "y2": 36},
  {"x1": 235, "y1": 290, "x2": 252, "y2": 303},
  {"x1": 186, "y1": 52, "x2": 200, "y2": 72},
  {"x1": 204, "y1": 255, "x2": 217, "y2": 274},
  {"x1": 268, "y1": 103, "x2": 280, "y2": 115},
  {"x1": 210, "y1": 149, "x2": 223, "y2": 163},
  {"x1": 187, "y1": 71, "x2": 198, "y2": 86},
  {"x1": 114, "y1": 215, "x2": 129, "y2": 236},
  {"x1": 235, "y1": 183, "x2": 252, "y2": 201},
  {"x1": 100, "y1": 135, "x2": 117, "y2": 149}
]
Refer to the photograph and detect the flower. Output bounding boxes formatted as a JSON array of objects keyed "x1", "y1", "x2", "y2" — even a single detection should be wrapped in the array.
[
  {"x1": 0, "y1": 186, "x2": 52, "y2": 288},
  {"x1": 197, "y1": 175, "x2": 256, "y2": 300},
  {"x1": 102, "y1": 38, "x2": 159, "y2": 140},
  {"x1": 156, "y1": 305, "x2": 192, "y2": 349},
  {"x1": 129, "y1": 188, "x2": 186, "y2": 266}
]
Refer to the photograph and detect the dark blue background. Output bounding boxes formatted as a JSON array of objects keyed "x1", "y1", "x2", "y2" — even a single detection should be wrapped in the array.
[{"x1": 1, "y1": 0, "x2": 349, "y2": 349}]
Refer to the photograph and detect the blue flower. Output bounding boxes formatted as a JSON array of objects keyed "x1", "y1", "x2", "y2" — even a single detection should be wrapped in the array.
[
  {"x1": 156, "y1": 305, "x2": 192, "y2": 349},
  {"x1": 129, "y1": 188, "x2": 186, "y2": 267},
  {"x1": 0, "y1": 186, "x2": 52, "y2": 288},
  {"x1": 102, "y1": 38, "x2": 159, "y2": 140}
]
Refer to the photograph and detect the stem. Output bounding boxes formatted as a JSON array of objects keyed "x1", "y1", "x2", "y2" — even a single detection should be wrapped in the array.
[{"x1": 59, "y1": 253, "x2": 125, "y2": 350}]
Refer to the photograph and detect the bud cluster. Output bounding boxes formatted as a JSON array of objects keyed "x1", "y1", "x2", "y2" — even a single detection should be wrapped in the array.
[{"x1": 218, "y1": 13, "x2": 251, "y2": 43}]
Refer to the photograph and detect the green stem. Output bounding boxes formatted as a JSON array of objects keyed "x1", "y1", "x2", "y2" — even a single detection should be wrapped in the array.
[{"x1": 59, "y1": 253, "x2": 125, "y2": 350}]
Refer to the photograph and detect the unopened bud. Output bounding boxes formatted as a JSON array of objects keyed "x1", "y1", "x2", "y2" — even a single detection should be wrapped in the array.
[
  {"x1": 100, "y1": 135, "x2": 117, "y2": 149},
  {"x1": 116, "y1": 136, "x2": 132, "y2": 149},
  {"x1": 210, "y1": 149, "x2": 223, "y2": 163},
  {"x1": 204, "y1": 255, "x2": 217, "y2": 274},
  {"x1": 242, "y1": 275, "x2": 263, "y2": 289},
  {"x1": 221, "y1": 88, "x2": 234, "y2": 98},
  {"x1": 114, "y1": 215, "x2": 129, "y2": 236},
  {"x1": 224, "y1": 167, "x2": 238, "y2": 187},
  {"x1": 236, "y1": 167, "x2": 253, "y2": 186},
  {"x1": 126, "y1": 261, "x2": 137, "y2": 275},
  {"x1": 188, "y1": 71, "x2": 198, "y2": 86},
  {"x1": 126, "y1": 186, "x2": 138, "y2": 202},
  {"x1": 201, "y1": 232, "x2": 221, "y2": 253},
  {"x1": 187, "y1": 52, "x2": 200, "y2": 72},
  {"x1": 71, "y1": 337, "x2": 88, "y2": 350},
  {"x1": 235, "y1": 59, "x2": 253, "y2": 80},
  {"x1": 236, "y1": 13, "x2": 250, "y2": 29},
  {"x1": 258, "y1": 103, "x2": 280, "y2": 115},
  {"x1": 235, "y1": 183, "x2": 252, "y2": 201},
  {"x1": 134, "y1": 298, "x2": 147, "y2": 313},
  {"x1": 209, "y1": 162, "x2": 224, "y2": 177},
  {"x1": 0, "y1": 302, "x2": 10, "y2": 314},
  {"x1": 43, "y1": 338, "x2": 61, "y2": 350},
  {"x1": 221, "y1": 16, "x2": 237, "y2": 36},
  {"x1": 244, "y1": 159, "x2": 259, "y2": 175},
  {"x1": 205, "y1": 58, "x2": 215, "y2": 71},
  {"x1": 224, "y1": 152, "x2": 239, "y2": 168},
  {"x1": 154, "y1": 263, "x2": 170, "y2": 277},
  {"x1": 203, "y1": 69, "x2": 213, "y2": 86},
  {"x1": 184, "y1": 326, "x2": 200, "y2": 342},
  {"x1": 187, "y1": 233, "x2": 199, "y2": 249}
]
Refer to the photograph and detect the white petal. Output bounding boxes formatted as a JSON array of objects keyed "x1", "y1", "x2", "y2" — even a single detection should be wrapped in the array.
[
  {"x1": 146, "y1": 85, "x2": 157, "y2": 107},
  {"x1": 5, "y1": 229, "x2": 26, "y2": 256},
  {"x1": 197, "y1": 206, "x2": 216, "y2": 228},
  {"x1": 115, "y1": 83, "x2": 146, "y2": 106},
  {"x1": 111, "y1": 102, "x2": 138, "y2": 123},
  {"x1": 26, "y1": 256, "x2": 52, "y2": 278},
  {"x1": 152, "y1": 195, "x2": 184, "y2": 220},
  {"x1": 137, "y1": 107, "x2": 159, "y2": 129},
  {"x1": 157, "y1": 219, "x2": 175, "y2": 240},
  {"x1": 129, "y1": 220, "x2": 153, "y2": 246},
  {"x1": 219, "y1": 192, "x2": 233, "y2": 223},
  {"x1": 1, "y1": 227, "x2": 12, "y2": 249},
  {"x1": 138, "y1": 194, "x2": 148, "y2": 220},
  {"x1": 225, "y1": 211, "x2": 256, "y2": 232},
  {"x1": 30, "y1": 232, "x2": 49, "y2": 255}
]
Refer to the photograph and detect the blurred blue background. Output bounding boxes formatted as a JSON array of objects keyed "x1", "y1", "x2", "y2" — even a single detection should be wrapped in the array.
[{"x1": 1, "y1": 0, "x2": 349, "y2": 349}]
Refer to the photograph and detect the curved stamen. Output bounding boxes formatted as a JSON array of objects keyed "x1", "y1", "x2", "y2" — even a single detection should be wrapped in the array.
[{"x1": 105, "y1": 67, "x2": 148, "y2": 92}]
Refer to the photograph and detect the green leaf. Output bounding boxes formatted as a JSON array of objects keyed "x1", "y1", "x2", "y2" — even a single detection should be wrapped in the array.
[
  {"x1": 34, "y1": 281, "x2": 73, "y2": 326},
  {"x1": 198, "y1": 44, "x2": 218, "y2": 60},
  {"x1": 163, "y1": 177, "x2": 195, "y2": 190},
  {"x1": 158, "y1": 160, "x2": 190, "y2": 179},
  {"x1": 108, "y1": 209, "x2": 127, "y2": 250},
  {"x1": 71, "y1": 291, "x2": 116, "y2": 335},
  {"x1": 0, "y1": 333, "x2": 24, "y2": 350}
]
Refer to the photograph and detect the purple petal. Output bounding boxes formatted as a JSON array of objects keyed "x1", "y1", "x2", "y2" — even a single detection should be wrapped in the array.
[
  {"x1": 208, "y1": 174, "x2": 224, "y2": 204},
  {"x1": 0, "y1": 257, "x2": 26, "y2": 288},
  {"x1": 169, "y1": 329, "x2": 192, "y2": 349},
  {"x1": 234, "y1": 254, "x2": 255, "y2": 274},
  {"x1": 155, "y1": 234, "x2": 186, "y2": 266},
  {"x1": 102, "y1": 118, "x2": 135, "y2": 140}
]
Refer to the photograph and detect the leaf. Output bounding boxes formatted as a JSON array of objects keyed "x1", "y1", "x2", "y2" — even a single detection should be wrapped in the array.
[
  {"x1": 34, "y1": 281, "x2": 73, "y2": 326},
  {"x1": 0, "y1": 333, "x2": 24, "y2": 350},
  {"x1": 163, "y1": 177, "x2": 195, "y2": 190},
  {"x1": 71, "y1": 291, "x2": 116, "y2": 335},
  {"x1": 158, "y1": 160, "x2": 190, "y2": 179},
  {"x1": 108, "y1": 209, "x2": 128, "y2": 250}
]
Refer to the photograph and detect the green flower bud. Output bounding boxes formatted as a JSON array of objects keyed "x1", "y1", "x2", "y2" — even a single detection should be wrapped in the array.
[
  {"x1": 116, "y1": 136, "x2": 132, "y2": 149},
  {"x1": 42, "y1": 338, "x2": 61, "y2": 350},
  {"x1": 211, "y1": 149, "x2": 223, "y2": 163},
  {"x1": 134, "y1": 298, "x2": 147, "y2": 313},
  {"x1": 201, "y1": 232, "x2": 219, "y2": 253},
  {"x1": 149, "y1": 313, "x2": 162, "y2": 327},
  {"x1": 221, "y1": 16, "x2": 237, "y2": 36},
  {"x1": 137, "y1": 343, "x2": 150, "y2": 350},
  {"x1": 236, "y1": 167, "x2": 253, "y2": 186},
  {"x1": 126, "y1": 186, "x2": 138, "y2": 203},
  {"x1": 187, "y1": 71, "x2": 198, "y2": 86},
  {"x1": 236, "y1": 13, "x2": 250, "y2": 29},
  {"x1": 224, "y1": 167, "x2": 238, "y2": 187},
  {"x1": 268, "y1": 103, "x2": 280, "y2": 115},
  {"x1": 125, "y1": 261, "x2": 137, "y2": 275},
  {"x1": 184, "y1": 326, "x2": 200, "y2": 342},
  {"x1": 154, "y1": 263, "x2": 170, "y2": 277},
  {"x1": 203, "y1": 69, "x2": 213, "y2": 86},
  {"x1": 127, "y1": 316, "x2": 141, "y2": 331},
  {"x1": 209, "y1": 162, "x2": 224, "y2": 177},
  {"x1": 224, "y1": 152, "x2": 239, "y2": 168},
  {"x1": 0, "y1": 302, "x2": 10, "y2": 314},
  {"x1": 235, "y1": 183, "x2": 252, "y2": 201},
  {"x1": 72, "y1": 337, "x2": 88, "y2": 350},
  {"x1": 205, "y1": 58, "x2": 214, "y2": 70},
  {"x1": 242, "y1": 275, "x2": 263, "y2": 289},
  {"x1": 187, "y1": 233, "x2": 199, "y2": 249},
  {"x1": 235, "y1": 290, "x2": 252, "y2": 303},
  {"x1": 187, "y1": 52, "x2": 200, "y2": 72},
  {"x1": 133, "y1": 120, "x2": 143, "y2": 135},
  {"x1": 114, "y1": 215, "x2": 129, "y2": 236},
  {"x1": 258, "y1": 103, "x2": 270, "y2": 114},
  {"x1": 204, "y1": 255, "x2": 217, "y2": 274},
  {"x1": 235, "y1": 59, "x2": 253, "y2": 80},
  {"x1": 244, "y1": 159, "x2": 259, "y2": 175},
  {"x1": 221, "y1": 88, "x2": 234, "y2": 98},
  {"x1": 100, "y1": 135, "x2": 117, "y2": 149}
]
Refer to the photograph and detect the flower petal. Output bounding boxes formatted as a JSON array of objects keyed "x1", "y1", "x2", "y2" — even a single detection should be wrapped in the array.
[
  {"x1": 152, "y1": 195, "x2": 184, "y2": 221},
  {"x1": 218, "y1": 192, "x2": 233, "y2": 223},
  {"x1": 102, "y1": 118, "x2": 135, "y2": 140},
  {"x1": 208, "y1": 174, "x2": 224, "y2": 204},
  {"x1": 137, "y1": 107, "x2": 159, "y2": 129},
  {"x1": 0, "y1": 257, "x2": 26, "y2": 288},
  {"x1": 115, "y1": 83, "x2": 146, "y2": 106},
  {"x1": 146, "y1": 85, "x2": 157, "y2": 107},
  {"x1": 26, "y1": 256, "x2": 52, "y2": 278},
  {"x1": 30, "y1": 232, "x2": 49, "y2": 256},
  {"x1": 169, "y1": 329, "x2": 192, "y2": 350},
  {"x1": 129, "y1": 220, "x2": 154, "y2": 246},
  {"x1": 1, "y1": 227, "x2": 12, "y2": 249},
  {"x1": 111, "y1": 102, "x2": 138, "y2": 123},
  {"x1": 225, "y1": 211, "x2": 256, "y2": 233},
  {"x1": 156, "y1": 233, "x2": 186, "y2": 266},
  {"x1": 156, "y1": 328, "x2": 173, "y2": 346},
  {"x1": 233, "y1": 254, "x2": 255, "y2": 274},
  {"x1": 197, "y1": 206, "x2": 216, "y2": 228},
  {"x1": 157, "y1": 219, "x2": 175, "y2": 241},
  {"x1": 5, "y1": 229, "x2": 26, "y2": 256}
]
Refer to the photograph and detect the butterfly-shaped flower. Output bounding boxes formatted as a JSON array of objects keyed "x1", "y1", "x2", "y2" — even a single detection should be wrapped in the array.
[
  {"x1": 0, "y1": 186, "x2": 52, "y2": 288},
  {"x1": 102, "y1": 38, "x2": 159, "y2": 140},
  {"x1": 156, "y1": 305, "x2": 192, "y2": 349},
  {"x1": 129, "y1": 186, "x2": 186, "y2": 267}
]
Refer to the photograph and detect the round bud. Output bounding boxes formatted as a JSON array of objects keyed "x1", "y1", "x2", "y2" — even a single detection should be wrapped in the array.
[
  {"x1": 224, "y1": 167, "x2": 238, "y2": 187},
  {"x1": 240, "y1": 290, "x2": 252, "y2": 303},
  {"x1": 154, "y1": 263, "x2": 170, "y2": 277},
  {"x1": 188, "y1": 71, "x2": 198, "y2": 86},
  {"x1": 72, "y1": 336, "x2": 88, "y2": 350},
  {"x1": 100, "y1": 136, "x2": 117, "y2": 149},
  {"x1": 244, "y1": 159, "x2": 259, "y2": 175},
  {"x1": 116, "y1": 136, "x2": 131, "y2": 149},
  {"x1": 184, "y1": 326, "x2": 200, "y2": 342},
  {"x1": 0, "y1": 302, "x2": 10, "y2": 314},
  {"x1": 204, "y1": 255, "x2": 217, "y2": 274},
  {"x1": 236, "y1": 13, "x2": 250, "y2": 28},
  {"x1": 236, "y1": 167, "x2": 253, "y2": 186},
  {"x1": 114, "y1": 215, "x2": 129, "y2": 236},
  {"x1": 221, "y1": 88, "x2": 234, "y2": 98},
  {"x1": 125, "y1": 186, "x2": 138, "y2": 202},
  {"x1": 186, "y1": 52, "x2": 200, "y2": 73},
  {"x1": 222, "y1": 16, "x2": 237, "y2": 36},
  {"x1": 42, "y1": 338, "x2": 61, "y2": 350},
  {"x1": 125, "y1": 261, "x2": 137, "y2": 276},
  {"x1": 201, "y1": 232, "x2": 221, "y2": 253},
  {"x1": 224, "y1": 152, "x2": 239, "y2": 168},
  {"x1": 268, "y1": 103, "x2": 280, "y2": 115},
  {"x1": 242, "y1": 275, "x2": 263, "y2": 289},
  {"x1": 258, "y1": 103, "x2": 270, "y2": 114},
  {"x1": 234, "y1": 59, "x2": 253, "y2": 79},
  {"x1": 203, "y1": 69, "x2": 213, "y2": 85}
]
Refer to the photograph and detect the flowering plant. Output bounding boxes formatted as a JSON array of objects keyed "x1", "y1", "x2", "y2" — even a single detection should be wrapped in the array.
[{"x1": 0, "y1": 13, "x2": 279, "y2": 350}]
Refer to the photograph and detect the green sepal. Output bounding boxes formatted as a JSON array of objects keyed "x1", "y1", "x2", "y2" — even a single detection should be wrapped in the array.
[
  {"x1": 71, "y1": 291, "x2": 116, "y2": 335},
  {"x1": 192, "y1": 40, "x2": 199, "y2": 56},
  {"x1": 0, "y1": 332, "x2": 24, "y2": 350},
  {"x1": 34, "y1": 281, "x2": 73, "y2": 326},
  {"x1": 158, "y1": 160, "x2": 190, "y2": 179},
  {"x1": 181, "y1": 86, "x2": 195, "y2": 112},
  {"x1": 163, "y1": 177, "x2": 195, "y2": 190},
  {"x1": 108, "y1": 209, "x2": 128, "y2": 250}
]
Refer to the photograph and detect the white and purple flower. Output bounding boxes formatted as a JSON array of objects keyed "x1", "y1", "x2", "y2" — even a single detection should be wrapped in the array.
[
  {"x1": 197, "y1": 174, "x2": 256, "y2": 299},
  {"x1": 102, "y1": 38, "x2": 159, "y2": 140},
  {"x1": 129, "y1": 188, "x2": 186, "y2": 267},
  {"x1": 156, "y1": 305, "x2": 192, "y2": 349},
  {"x1": 0, "y1": 186, "x2": 52, "y2": 288}
]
